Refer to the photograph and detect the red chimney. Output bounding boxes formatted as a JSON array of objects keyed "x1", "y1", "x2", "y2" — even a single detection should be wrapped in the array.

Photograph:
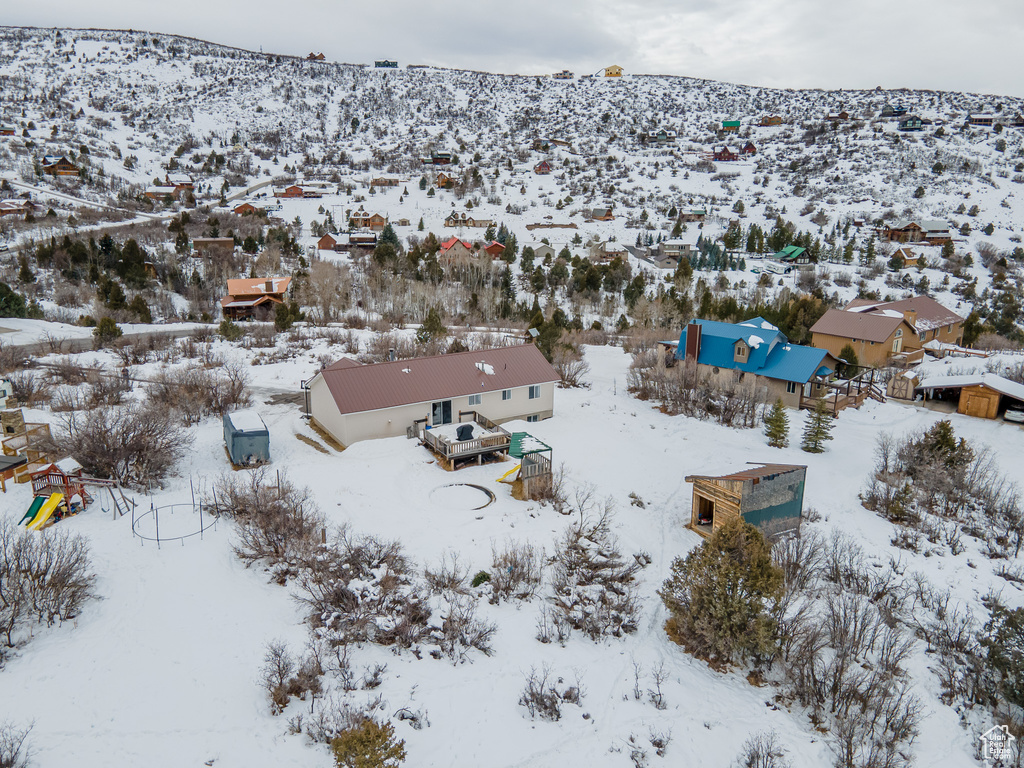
[{"x1": 684, "y1": 322, "x2": 702, "y2": 361}]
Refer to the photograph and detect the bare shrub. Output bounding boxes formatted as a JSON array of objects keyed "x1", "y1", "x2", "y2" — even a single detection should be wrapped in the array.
[
  {"x1": 261, "y1": 640, "x2": 323, "y2": 715},
  {"x1": 551, "y1": 343, "x2": 591, "y2": 389},
  {"x1": 550, "y1": 499, "x2": 643, "y2": 639},
  {"x1": 306, "y1": 695, "x2": 382, "y2": 744},
  {"x1": 0, "y1": 343, "x2": 28, "y2": 375},
  {"x1": 45, "y1": 356, "x2": 95, "y2": 386},
  {"x1": 0, "y1": 517, "x2": 97, "y2": 651},
  {"x1": 424, "y1": 551, "x2": 469, "y2": 596},
  {"x1": 434, "y1": 595, "x2": 496, "y2": 662},
  {"x1": 207, "y1": 468, "x2": 324, "y2": 575},
  {"x1": 734, "y1": 730, "x2": 790, "y2": 768},
  {"x1": 0, "y1": 721, "x2": 32, "y2": 768},
  {"x1": 296, "y1": 528, "x2": 431, "y2": 649},
  {"x1": 5, "y1": 371, "x2": 51, "y2": 407},
  {"x1": 148, "y1": 361, "x2": 251, "y2": 424},
  {"x1": 518, "y1": 665, "x2": 584, "y2": 721},
  {"x1": 489, "y1": 541, "x2": 543, "y2": 604},
  {"x1": 56, "y1": 402, "x2": 190, "y2": 487}
]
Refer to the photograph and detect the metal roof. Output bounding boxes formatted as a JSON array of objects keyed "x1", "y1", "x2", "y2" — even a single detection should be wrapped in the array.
[
  {"x1": 811, "y1": 308, "x2": 906, "y2": 342},
  {"x1": 676, "y1": 318, "x2": 833, "y2": 384},
  {"x1": 685, "y1": 463, "x2": 806, "y2": 483},
  {"x1": 315, "y1": 344, "x2": 560, "y2": 416},
  {"x1": 916, "y1": 373, "x2": 1024, "y2": 403}
]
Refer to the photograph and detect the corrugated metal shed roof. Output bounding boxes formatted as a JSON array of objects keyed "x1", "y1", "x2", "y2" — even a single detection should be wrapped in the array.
[
  {"x1": 916, "y1": 373, "x2": 1024, "y2": 402},
  {"x1": 316, "y1": 344, "x2": 560, "y2": 416},
  {"x1": 685, "y1": 463, "x2": 806, "y2": 483}
]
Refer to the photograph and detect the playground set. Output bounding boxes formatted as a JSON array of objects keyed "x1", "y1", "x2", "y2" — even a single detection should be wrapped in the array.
[
  {"x1": 496, "y1": 432, "x2": 553, "y2": 500},
  {"x1": 19, "y1": 457, "x2": 135, "y2": 531}
]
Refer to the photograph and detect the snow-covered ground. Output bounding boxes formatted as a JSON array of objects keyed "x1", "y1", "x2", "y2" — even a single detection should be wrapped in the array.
[{"x1": 2, "y1": 341, "x2": 1022, "y2": 767}]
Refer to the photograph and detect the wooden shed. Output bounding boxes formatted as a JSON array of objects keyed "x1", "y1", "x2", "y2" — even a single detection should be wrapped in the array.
[
  {"x1": 916, "y1": 373, "x2": 1024, "y2": 420},
  {"x1": 685, "y1": 463, "x2": 806, "y2": 538}
]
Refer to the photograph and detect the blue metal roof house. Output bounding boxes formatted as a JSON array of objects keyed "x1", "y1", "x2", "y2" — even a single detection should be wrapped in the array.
[{"x1": 675, "y1": 317, "x2": 837, "y2": 408}]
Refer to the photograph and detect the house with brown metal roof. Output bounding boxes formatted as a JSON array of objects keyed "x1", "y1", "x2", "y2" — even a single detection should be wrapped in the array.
[
  {"x1": 304, "y1": 345, "x2": 560, "y2": 447},
  {"x1": 810, "y1": 296, "x2": 964, "y2": 367},
  {"x1": 220, "y1": 276, "x2": 292, "y2": 321}
]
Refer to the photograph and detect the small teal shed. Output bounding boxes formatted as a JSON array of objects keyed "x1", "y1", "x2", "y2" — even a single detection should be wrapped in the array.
[{"x1": 223, "y1": 410, "x2": 270, "y2": 466}]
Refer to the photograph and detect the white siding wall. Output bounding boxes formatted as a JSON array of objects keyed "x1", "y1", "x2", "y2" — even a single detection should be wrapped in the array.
[{"x1": 308, "y1": 377, "x2": 555, "y2": 448}]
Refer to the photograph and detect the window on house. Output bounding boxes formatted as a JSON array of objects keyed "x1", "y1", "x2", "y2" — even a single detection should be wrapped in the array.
[
  {"x1": 736, "y1": 345, "x2": 746, "y2": 357},
  {"x1": 468, "y1": 394, "x2": 481, "y2": 406},
  {"x1": 786, "y1": 382, "x2": 797, "y2": 394},
  {"x1": 502, "y1": 389, "x2": 512, "y2": 401},
  {"x1": 526, "y1": 415, "x2": 539, "y2": 423},
  {"x1": 528, "y1": 385, "x2": 541, "y2": 399},
  {"x1": 895, "y1": 329, "x2": 902, "y2": 337},
  {"x1": 431, "y1": 400, "x2": 452, "y2": 426},
  {"x1": 919, "y1": 332, "x2": 926, "y2": 342}
]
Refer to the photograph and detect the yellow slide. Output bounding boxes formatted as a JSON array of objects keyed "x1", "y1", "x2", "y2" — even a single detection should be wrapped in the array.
[
  {"x1": 496, "y1": 464, "x2": 521, "y2": 483},
  {"x1": 27, "y1": 493, "x2": 63, "y2": 531}
]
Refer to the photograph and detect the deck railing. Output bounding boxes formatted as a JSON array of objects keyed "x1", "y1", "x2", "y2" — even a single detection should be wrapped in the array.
[{"x1": 420, "y1": 413, "x2": 512, "y2": 460}]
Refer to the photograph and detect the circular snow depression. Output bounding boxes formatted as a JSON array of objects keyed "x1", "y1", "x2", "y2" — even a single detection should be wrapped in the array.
[{"x1": 429, "y1": 483, "x2": 496, "y2": 511}]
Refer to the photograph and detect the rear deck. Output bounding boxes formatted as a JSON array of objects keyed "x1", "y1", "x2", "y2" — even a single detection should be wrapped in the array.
[{"x1": 419, "y1": 411, "x2": 512, "y2": 469}]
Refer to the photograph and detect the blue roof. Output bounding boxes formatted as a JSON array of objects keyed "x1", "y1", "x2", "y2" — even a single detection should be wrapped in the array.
[{"x1": 675, "y1": 318, "x2": 832, "y2": 384}]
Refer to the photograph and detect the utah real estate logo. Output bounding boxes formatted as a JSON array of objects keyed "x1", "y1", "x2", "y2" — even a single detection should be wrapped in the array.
[{"x1": 981, "y1": 724, "x2": 1016, "y2": 762}]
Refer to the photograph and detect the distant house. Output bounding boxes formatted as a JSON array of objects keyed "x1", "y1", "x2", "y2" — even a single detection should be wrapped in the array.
[
  {"x1": 233, "y1": 202, "x2": 259, "y2": 215},
  {"x1": 882, "y1": 219, "x2": 951, "y2": 245},
  {"x1": 969, "y1": 114, "x2": 997, "y2": 127},
  {"x1": 438, "y1": 236, "x2": 475, "y2": 264},
  {"x1": 317, "y1": 233, "x2": 343, "y2": 252},
  {"x1": 686, "y1": 464, "x2": 806, "y2": 538},
  {"x1": 483, "y1": 241, "x2": 506, "y2": 258},
  {"x1": 553, "y1": 70, "x2": 573, "y2": 79},
  {"x1": 826, "y1": 110, "x2": 850, "y2": 122},
  {"x1": 350, "y1": 211, "x2": 389, "y2": 232},
  {"x1": 675, "y1": 317, "x2": 837, "y2": 409},
  {"x1": 809, "y1": 296, "x2": 965, "y2": 368},
  {"x1": 656, "y1": 234, "x2": 698, "y2": 269},
  {"x1": 394, "y1": 217, "x2": 412, "y2": 227},
  {"x1": 370, "y1": 177, "x2": 400, "y2": 187},
  {"x1": 307, "y1": 52, "x2": 326, "y2": 61},
  {"x1": 533, "y1": 160, "x2": 552, "y2": 175},
  {"x1": 444, "y1": 212, "x2": 493, "y2": 228},
  {"x1": 144, "y1": 185, "x2": 177, "y2": 201},
  {"x1": 891, "y1": 246, "x2": 920, "y2": 267},
  {"x1": 0, "y1": 200, "x2": 36, "y2": 219},
  {"x1": 166, "y1": 173, "x2": 194, "y2": 192},
  {"x1": 604, "y1": 65, "x2": 623, "y2": 77},
  {"x1": 596, "y1": 241, "x2": 628, "y2": 263},
  {"x1": 891, "y1": 104, "x2": 908, "y2": 117},
  {"x1": 642, "y1": 128, "x2": 677, "y2": 144},
  {"x1": 773, "y1": 245, "x2": 809, "y2": 265},
  {"x1": 759, "y1": 115, "x2": 782, "y2": 127},
  {"x1": 41, "y1": 156, "x2": 78, "y2": 176},
  {"x1": 713, "y1": 146, "x2": 738, "y2": 161},
  {"x1": 589, "y1": 207, "x2": 615, "y2": 221},
  {"x1": 0, "y1": 126, "x2": 15, "y2": 136},
  {"x1": 374, "y1": 60, "x2": 398, "y2": 68},
  {"x1": 279, "y1": 185, "x2": 305, "y2": 198},
  {"x1": 678, "y1": 209, "x2": 706, "y2": 223},
  {"x1": 427, "y1": 152, "x2": 453, "y2": 165},
  {"x1": 220, "y1": 276, "x2": 292, "y2": 321},
  {"x1": 349, "y1": 230, "x2": 378, "y2": 247},
  {"x1": 898, "y1": 116, "x2": 924, "y2": 131},
  {"x1": 531, "y1": 244, "x2": 556, "y2": 261},
  {"x1": 305, "y1": 344, "x2": 559, "y2": 448},
  {"x1": 741, "y1": 141, "x2": 757, "y2": 155},
  {"x1": 436, "y1": 171, "x2": 455, "y2": 188},
  {"x1": 722, "y1": 120, "x2": 740, "y2": 132},
  {"x1": 193, "y1": 237, "x2": 236, "y2": 260}
]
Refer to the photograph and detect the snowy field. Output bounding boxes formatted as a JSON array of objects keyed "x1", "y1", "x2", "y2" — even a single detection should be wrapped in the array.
[{"x1": 2, "y1": 342, "x2": 1023, "y2": 767}]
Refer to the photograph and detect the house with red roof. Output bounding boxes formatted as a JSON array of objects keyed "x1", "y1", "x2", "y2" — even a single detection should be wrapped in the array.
[{"x1": 438, "y1": 236, "x2": 475, "y2": 264}]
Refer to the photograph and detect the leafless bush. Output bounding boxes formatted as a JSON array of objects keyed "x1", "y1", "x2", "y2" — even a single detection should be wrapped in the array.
[
  {"x1": 362, "y1": 331, "x2": 416, "y2": 363},
  {"x1": 56, "y1": 401, "x2": 190, "y2": 487},
  {"x1": 489, "y1": 541, "x2": 543, "y2": 604},
  {"x1": 424, "y1": 551, "x2": 469, "y2": 596},
  {"x1": 433, "y1": 595, "x2": 496, "y2": 663},
  {"x1": 535, "y1": 604, "x2": 573, "y2": 646},
  {"x1": 734, "y1": 730, "x2": 790, "y2": 768},
  {"x1": 207, "y1": 468, "x2": 324, "y2": 575},
  {"x1": 550, "y1": 499, "x2": 644, "y2": 639},
  {"x1": 261, "y1": 640, "x2": 323, "y2": 715},
  {"x1": 296, "y1": 527, "x2": 431, "y2": 649},
  {"x1": 518, "y1": 665, "x2": 584, "y2": 721},
  {"x1": 0, "y1": 517, "x2": 97, "y2": 652},
  {"x1": 45, "y1": 356, "x2": 95, "y2": 385},
  {"x1": 551, "y1": 343, "x2": 591, "y2": 389},
  {"x1": 244, "y1": 324, "x2": 278, "y2": 349},
  {"x1": 148, "y1": 361, "x2": 251, "y2": 424},
  {"x1": 0, "y1": 721, "x2": 32, "y2": 768},
  {"x1": 5, "y1": 371, "x2": 51, "y2": 407},
  {"x1": 305, "y1": 695, "x2": 382, "y2": 744},
  {"x1": 0, "y1": 343, "x2": 28, "y2": 375}
]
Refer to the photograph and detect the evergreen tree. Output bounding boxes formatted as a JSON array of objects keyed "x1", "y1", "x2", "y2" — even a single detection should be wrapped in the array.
[
  {"x1": 801, "y1": 398, "x2": 835, "y2": 453},
  {"x1": 417, "y1": 217, "x2": 424, "y2": 231},
  {"x1": 837, "y1": 343, "x2": 859, "y2": 376},
  {"x1": 17, "y1": 256, "x2": 35, "y2": 284},
  {"x1": 379, "y1": 223, "x2": 400, "y2": 249},
  {"x1": 330, "y1": 719, "x2": 406, "y2": 768},
  {"x1": 763, "y1": 399, "x2": 789, "y2": 448},
  {"x1": 417, "y1": 306, "x2": 447, "y2": 343},
  {"x1": 659, "y1": 517, "x2": 783, "y2": 665}
]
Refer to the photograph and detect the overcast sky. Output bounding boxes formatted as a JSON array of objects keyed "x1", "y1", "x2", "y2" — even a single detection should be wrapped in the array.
[{"x1": 6, "y1": 1, "x2": 1024, "y2": 97}]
